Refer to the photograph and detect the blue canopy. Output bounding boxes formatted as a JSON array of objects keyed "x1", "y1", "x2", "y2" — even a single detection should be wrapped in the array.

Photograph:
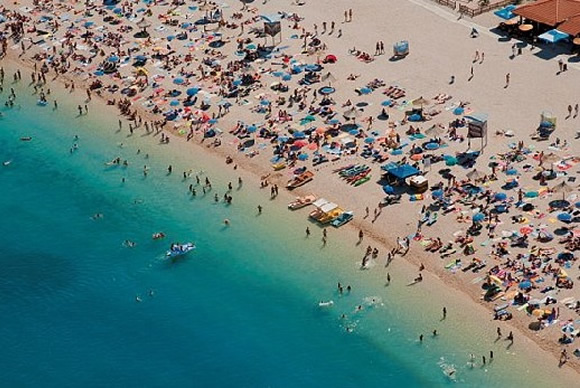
[
  {"x1": 494, "y1": 5, "x2": 516, "y2": 20},
  {"x1": 383, "y1": 164, "x2": 421, "y2": 180},
  {"x1": 538, "y1": 29, "x2": 569, "y2": 44}
]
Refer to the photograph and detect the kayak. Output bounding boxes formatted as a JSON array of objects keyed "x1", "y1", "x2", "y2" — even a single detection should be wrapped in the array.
[
  {"x1": 166, "y1": 242, "x2": 196, "y2": 258},
  {"x1": 354, "y1": 175, "x2": 371, "y2": 187}
]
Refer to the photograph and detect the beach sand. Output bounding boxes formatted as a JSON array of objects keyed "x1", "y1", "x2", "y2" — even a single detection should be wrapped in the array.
[{"x1": 2, "y1": 0, "x2": 580, "y2": 381}]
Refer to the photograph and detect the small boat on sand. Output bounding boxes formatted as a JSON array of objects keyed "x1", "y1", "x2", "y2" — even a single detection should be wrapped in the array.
[
  {"x1": 286, "y1": 170, "x2": 314, "y2": 190},
  {"x1": 288, "y1": 194, "x2": 317, "y2": 210},
  {"x1": 166, "y1": 242, "x2": 195, "y2": 259}
]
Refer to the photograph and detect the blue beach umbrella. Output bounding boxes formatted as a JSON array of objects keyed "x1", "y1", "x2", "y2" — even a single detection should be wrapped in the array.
[
  {"x1": 518, "y1": 280, "x2": 532, "y2": 290},
  {"x1": 113, "y1": 8, "x2": 122, "y2": 14},
  {"x1": 409, "y1": 113, "x2": 422, "y2": 122},
  {"x1": 260, "y1": 99, "x2": 270, "y2": 106},
  {"x1": 472, "y1": 213, "x2": 485, "y2": 222},
  {"x1": 173, "y1": 77, "x2": 185, "y2": 85},
  {"x1": 293, "y1": 131, "x2": 306, "y2": 139},
  {"x1": 94, "y1": 70, "x2": 104, "y2": 76},
  {"x1": 558, "y1": 213, "x2": 572, "y2": 222},
  {"x1": 348, "y1": 129, "x2": 359, "y2": 136},
  {"x1": 298, "y1": 153, "x2": 309, "y2": 161},
  {"x1": 381, "y1": 99, "x2": 392, "y2": 107},
  {"x1": 453, "y1": 107, "x2": 464, "y2": 115},
  {"x1": 576, "y1": 201, "x2": 580, "y2": 209},
  {"x1": 525, "y1": 191, "x2": 539, "y2": 198},
  {"x1": 359, "y1": 87, "x2": 372, "y2": 95},
  {"x1": 83, "y1": 21, "x2": 94, "y2": 28},
  {"x1": 364, "y1": 137, "x2": 375, "y2": 144},
  {"x1": 135, "y1": 55, "x2": 147, "y2": 61},
  {"x1": 108, "y1": 55, "x2": 120, "y2": 62},
  {"x1": 282, "y1": 74, "x2": 292, "y2": 81},
  {"x1": 494, "y1": 192, "x2": 507, "y2": 201},
  {"x1": 247, "y1": 125, "x2": 257, "y2": 133},
  {"x1": 169, "y1": 99, "x2": 180, "y2": 106},
  {"x1": 328, "y1": 119, "x2": 340, "y2": 125},
  {"x1": 432, "y1": 189, "x2": 444, "y2": 199},
  {"x1": 208, "y1": 118, "x2": 218, "y2": 125},
  {"x1": 277, "y1": 135, "x2": 289, "y2": 142}
]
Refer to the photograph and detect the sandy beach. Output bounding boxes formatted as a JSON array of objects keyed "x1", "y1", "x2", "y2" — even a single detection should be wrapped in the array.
[{"x1": 2, "y1": 0, "x2": 580, "y2": 381}]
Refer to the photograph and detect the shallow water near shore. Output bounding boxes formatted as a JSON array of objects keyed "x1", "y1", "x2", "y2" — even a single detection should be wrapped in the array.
[{"x1": 0, "y1": 79, "x2": 573, "y2": 387}]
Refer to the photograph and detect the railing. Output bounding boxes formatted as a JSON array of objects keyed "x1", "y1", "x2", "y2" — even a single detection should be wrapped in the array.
[
  {"x1": 459, "y1": 0, "x2": 515, "y2": 17},
  {"x1": 435, "y1": 0, "x2": 457, "y2": 8},
  {"x1": 431, "y1": 0, "x2": 515, "y2": 17}
]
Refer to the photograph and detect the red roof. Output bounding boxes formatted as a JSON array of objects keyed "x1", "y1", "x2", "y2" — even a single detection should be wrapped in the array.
[
  {"x1": 514, "y1": 0, "x2": 580, "y2": 26},
  {"x1": 558, "y1": 14, "x2": 580, "y2": 34}
]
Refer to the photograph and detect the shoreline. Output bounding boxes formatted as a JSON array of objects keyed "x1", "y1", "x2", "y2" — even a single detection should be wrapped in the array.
[{"x1": 2, "y1": 0, "x2": 580, "y2": 381}]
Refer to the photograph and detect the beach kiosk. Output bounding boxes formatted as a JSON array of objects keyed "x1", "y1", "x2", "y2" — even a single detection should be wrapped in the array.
[
  {"x1": 392, "y1": 40, "x2": 409, "y2": 59},
  {"x1": 382, "y1": 163, "x2": 426, "y2": 193}
]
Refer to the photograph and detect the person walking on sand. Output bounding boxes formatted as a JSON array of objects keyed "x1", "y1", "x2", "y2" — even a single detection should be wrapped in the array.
[
  {"x1": 442, "y1": 307, "x2": 447, "y2": 320},
  {"x1": 257, "y1": 205, "x2": 262, "y2": 214},
  {"x1": 507, "y1": 331, "x2": 514, "y2": 343},
  {"x1": 306, "y1": 227, "x2": 310, "y2": 237},
  {"x1": 505, "y1": 73, "x2": 510, "y2": 88}
]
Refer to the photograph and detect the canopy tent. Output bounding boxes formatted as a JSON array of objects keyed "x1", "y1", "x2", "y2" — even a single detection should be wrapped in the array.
[
  {"x1": 538, "y1": 29, "x2": 570, "y2": 43},
  {"x1": 494, "y1": 5, "x2": 517, "y2": 20},
  {"x1": 464, "y1": 112, "x2": 489, "y2": 123},
  {"x1": 382, "y1": 164, "x2": 421, "y2": 180},
  {"x1": 514, "y1": 0, "x2": 580, "y2": 27}
]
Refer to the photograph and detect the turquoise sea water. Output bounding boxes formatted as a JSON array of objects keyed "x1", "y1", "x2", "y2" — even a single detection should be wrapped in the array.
[{"x1": 0, "y1": 77, "x2": 568, "y2": 387}]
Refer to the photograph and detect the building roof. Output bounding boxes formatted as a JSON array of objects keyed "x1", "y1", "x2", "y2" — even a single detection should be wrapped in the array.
[
  {"x1": 558, "y1": 14, "x2": 580, "y2": 34},
  {"x1": 514, "y1": 0, "x2": 580, "y2": 26}
]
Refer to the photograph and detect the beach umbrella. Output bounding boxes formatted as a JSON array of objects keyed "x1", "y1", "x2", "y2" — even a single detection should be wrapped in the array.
[
  {"x1": 472, "y1": 213, "x2": 485, "y2": 222},
  {"x1": 558, "y1": 212, "x2": 572, "y2": 223},
  {"x1": 381, "y1": 99, "x2": 393, "y2": 107},
  {"x1": 173, "y1": 77, "x2": 185, "y2": 85},
  {"x1": 260, "y1": 99, "x2": 271, "y2": 106},
  {"x1": 186, "y1": 87, "x2": 201, "y2": 96},
  {"x1": 538, "y1": 29, "x2": 569, "y2": 44},
  {"x1": 328, "y1": 119, "x2": 340, "y2": 125},
  {"x1": 321, "y1": 72, "x2": 337, "y2": 84},
  {"x1": 412, "y1": 96, "x2": 429, "y2": 108},
  {"x1": 466, "y1": 169, "x2": 483, "y2": 181},
  {"x1": 493, "y1": 5, "x2": 516, "y2": 20},
  {"x1": 293, "y1": 131, "x2": 306, "y2": 139},
  {"x1": 518, "y1": 280, "x2": 532, "y2": 290},
  {"x1": 383, "y1": 185, "x2": 395, "y2": 194},
  {"x1": 542, "y1": 152, "x2": 560, "y2": 165},
  {"x1": 359, "y1": 87, "x2": 372, "y2": 95},
  {"x1": 348, "y1": 129, "x2": 360, "y2": 136},
  {"x1": 552, "y1": 180, "x2": 574, "y2": 201},
  {"x1": 408, "y1": 113, "x2": 422, "y2": 122},
  {"x1": 425, "y1": 125, "x2": 445, "y2": 136},
  {"x1": 494, "y1": 192, "x2": 507, "y2": 201},
  {"x1": 343, "y1": 108, "x2": 361, "y2": 120},
  {"x1": 453, "y1": 107, "x2": 464, "y2": 115},
  {"x1": 169, "y1": 99, "x2": 180, "y2": 106},
  {"x1": 83, "y1": 21, "x2": 94, "y2": 28},
  {"x1": 108, "y1": 55, "x2": 120, "y2": 62},
  {"x1": 247, "y1": 125, "x2": 257, "y2": 133},
  {"x1": 520, "y1": 226, "x2": 533, "y2": 235},
  {"x1": 364, "y1": 137, "x2": 375, "y2": 144},
  {"x1": 297, "y1": 153, "x2": 309, "y2": 161},
  {"x1": 432, "y1": 189, "x2": 444, "y2": 199},
  {"x1": 282, "y1": 74, "x2": 292, "y2": 81},
  {"x1": 576, "y1": 201, "x2": 580, "y2": 209}
]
